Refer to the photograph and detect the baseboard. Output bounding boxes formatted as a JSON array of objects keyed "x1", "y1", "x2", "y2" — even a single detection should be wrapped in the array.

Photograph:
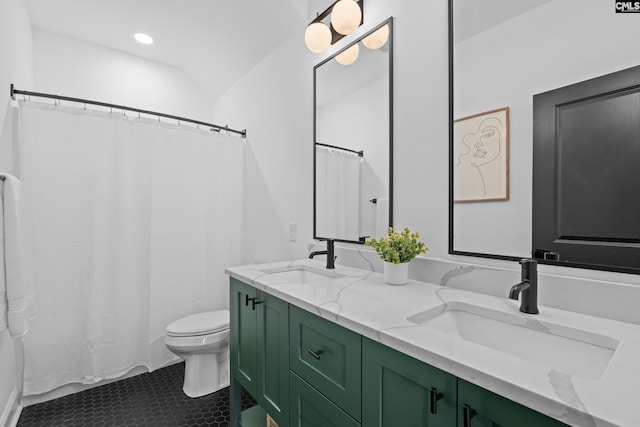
[{"x1": 0, "y1": 388, "x2": 21, "y2": 427}]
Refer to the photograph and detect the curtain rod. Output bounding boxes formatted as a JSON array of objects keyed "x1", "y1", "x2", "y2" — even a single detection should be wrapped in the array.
[
  {"x1": 10, "y1": 84, "x2": 246, "y2": 138},
  {"x1": 316, "y1": 142, "x2": 363, "y2": 157}
]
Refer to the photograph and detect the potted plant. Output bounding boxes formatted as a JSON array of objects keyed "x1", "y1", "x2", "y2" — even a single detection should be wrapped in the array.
[{"x1": 365, "y1": 227, "x2": 428, "y2": 285}]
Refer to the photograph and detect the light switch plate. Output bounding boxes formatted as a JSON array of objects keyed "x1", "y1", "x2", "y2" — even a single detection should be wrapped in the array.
[{"x1": 288, "y1": 222, "x2": 297, "y2": 242}]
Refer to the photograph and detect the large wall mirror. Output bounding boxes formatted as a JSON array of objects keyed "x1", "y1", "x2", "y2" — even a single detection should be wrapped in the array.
[
  {"x1": 449, "y1": 0, "x2": 640, "y2": 271},
  {"x1": 314, "y1": 18, "x2": 393, "y2": 243}
]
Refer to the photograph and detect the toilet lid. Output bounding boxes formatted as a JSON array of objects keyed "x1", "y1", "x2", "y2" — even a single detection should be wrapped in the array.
[{"x1": 166, "y1": 310, "x2": 230, "y2": 337}]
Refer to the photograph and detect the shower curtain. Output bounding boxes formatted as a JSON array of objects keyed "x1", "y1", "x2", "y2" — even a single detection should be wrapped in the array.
[
  {"x1": 315, "y1": 146, "x2": 360, "y2": 241},
  {"x1": 17, "y1": 101, "x2": 244, "y2": 395}
]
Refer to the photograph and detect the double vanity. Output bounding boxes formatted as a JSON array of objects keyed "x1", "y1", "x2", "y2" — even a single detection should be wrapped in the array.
[{"x1": 226, "y1": 259, "x2": 640, "y2": 427}]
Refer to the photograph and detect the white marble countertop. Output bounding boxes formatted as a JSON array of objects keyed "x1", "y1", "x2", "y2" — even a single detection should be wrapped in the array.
[{"x1": 226, "y1": 259, "x2": 640, "y2": 427}]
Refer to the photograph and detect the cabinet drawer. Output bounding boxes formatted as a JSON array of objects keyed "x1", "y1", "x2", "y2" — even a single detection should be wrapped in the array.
[
  {"x1": 289, "y1": 306, "x2": 361, "y2": 421},
  {"x1": 290, "y1": 373, "x2": 360, "y2": 427}
]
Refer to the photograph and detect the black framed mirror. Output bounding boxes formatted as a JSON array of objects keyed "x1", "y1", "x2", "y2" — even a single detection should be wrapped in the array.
[
  {"x1": 449, "y1": 0, "x2": 640, "y2": 273},
  {"x1": 313, "y1": 17, "x2": 393, "y2": 243}
]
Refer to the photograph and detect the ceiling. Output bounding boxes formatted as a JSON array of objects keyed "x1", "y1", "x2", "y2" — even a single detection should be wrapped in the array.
[{"x1": 25, "y1": 0, "x2": 310, "y2": 99}]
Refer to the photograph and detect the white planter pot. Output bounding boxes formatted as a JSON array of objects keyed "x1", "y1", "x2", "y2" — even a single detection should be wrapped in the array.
[{"x1": 383, "y1": 261, "x2": 409, "y2": 285}]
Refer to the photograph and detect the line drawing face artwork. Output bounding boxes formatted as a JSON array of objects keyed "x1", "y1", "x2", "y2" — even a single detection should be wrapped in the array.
[{"x1": 454, "y1": 107, "x2": 509, "y2": 202}]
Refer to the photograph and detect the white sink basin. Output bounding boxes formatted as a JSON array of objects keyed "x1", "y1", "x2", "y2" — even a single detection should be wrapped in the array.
[
  {"x1": 407, "y1": 302, "x2": 618, "y2": 380},
  {"x1": 259, "y1": 265, "x2": 344, "y2": 284}
]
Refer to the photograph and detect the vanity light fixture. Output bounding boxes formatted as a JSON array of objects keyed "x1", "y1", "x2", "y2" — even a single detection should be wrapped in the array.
[
  {"x1": 362, "y1": 24, "x2": 389, "y2": 49},
  {"x1": 335, "y1": 43, "x2": 359, "y2": 65},
  {"x1": 305, "y1": 22, "x2": 332, "y2": 53},
  {"x1": 134, "y1": 32, "x2": 154, "y2": 45},
  {"x1": 304, "y1": 0, "x2": 363, "y2": 54}
]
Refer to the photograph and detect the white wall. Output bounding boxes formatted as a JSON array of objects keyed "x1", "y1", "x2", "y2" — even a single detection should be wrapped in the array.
[
  {"x1": 0, "y1": 0, "x2": 33, "y2": 423},
  {"x1": 215, "y1": 0, "x2": 444, "y2": 263},
  {"x1": 215, "y1": 0, "x2": 640, "y2": 319},
  {"x1": 32, "y1": 29, "x2": 216, "y2": 124},
  {"x1": 213, "y1": 31, "x2": 316, "y2": 264}
]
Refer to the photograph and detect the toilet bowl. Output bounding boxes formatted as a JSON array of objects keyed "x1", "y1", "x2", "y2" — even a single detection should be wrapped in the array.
[{"x1": 165, "y1": 310, "x2": 230, "y2": 398}]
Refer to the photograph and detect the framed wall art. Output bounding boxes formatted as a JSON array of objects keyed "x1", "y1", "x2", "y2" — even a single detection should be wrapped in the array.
[{"x1": 453, "y1": 107, "x2": 509, "y2": 202}]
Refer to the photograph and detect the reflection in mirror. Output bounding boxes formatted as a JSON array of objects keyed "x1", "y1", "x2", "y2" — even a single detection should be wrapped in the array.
[
  {"x1": 450, "y1": 0, "x2": 640, "y2": 268},
  {"x1": 314, "y1": 18, "x2": 393, "y2": 243}
]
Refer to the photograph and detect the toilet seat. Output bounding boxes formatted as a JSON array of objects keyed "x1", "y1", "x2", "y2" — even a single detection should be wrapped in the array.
[{"x1": 166, "y1": 310, "x2": 230, "y2": 337}]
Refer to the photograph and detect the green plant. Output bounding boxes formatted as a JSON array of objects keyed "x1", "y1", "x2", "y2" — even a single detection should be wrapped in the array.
[{"x1": 365, "y1": 227, "x2": 428, "y2": 264}]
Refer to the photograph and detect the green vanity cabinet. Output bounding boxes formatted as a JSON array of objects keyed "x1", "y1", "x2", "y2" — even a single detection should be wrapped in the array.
[
  {"x1": 290, "y1": 372, "x2": 360, "y2": 427},
  {"x1": 457, "y1": 379, "x2": 568, "y2": 427},
  {"x1": 230, "y1": 276, "x2": 570, "y2": 427},
  {"x1": 362, "y1": 338, "x2": 457, "y2": 427},
  {"x1": 230, "y1": 278, "x2": 289, "y2": 427},
  {"x1": 289, "y1": 305, "x2": 362, "y2": 423}
]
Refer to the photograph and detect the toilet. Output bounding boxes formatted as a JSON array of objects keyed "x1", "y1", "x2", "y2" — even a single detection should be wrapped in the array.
[{"x1": 164, "y1": 310, "x2": 230, "y2": 398}]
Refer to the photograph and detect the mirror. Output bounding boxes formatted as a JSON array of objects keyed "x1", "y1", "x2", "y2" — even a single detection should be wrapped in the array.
[
  {"x1": 314, "y1": 18, "x2": 393, "y2": 243},
  {"x1": 450, "y1": 0, "x2": 640, "y2": 268}
]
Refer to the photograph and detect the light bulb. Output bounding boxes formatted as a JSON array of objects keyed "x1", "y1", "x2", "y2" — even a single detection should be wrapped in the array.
[
  {"x1": 362, "y1": 24, "x2": 389, "y2": 49},
  {"x1": 331, "y1": 0, "x2": 362, "y2": 36},
  {"x1": 134, "y1": 33, "x2": 154, "y2": 45},
  {"x1": 304, "y1": 22, "x2": 331, "y2": 53},
  {"x1": 336, "y1": 43, "x2": 360, "y2": 65}
]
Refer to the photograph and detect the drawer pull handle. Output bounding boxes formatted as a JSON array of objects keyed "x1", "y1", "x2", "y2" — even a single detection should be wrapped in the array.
[
  {"x1": 429, "y1": 387, "x2": 443, "y2": 415},
  {"x1": 307, "y1": 348, "x2": 323, "y2": 360},
  {"x1": 463, "y1": 404, "x2": 477, "y2": 427}
]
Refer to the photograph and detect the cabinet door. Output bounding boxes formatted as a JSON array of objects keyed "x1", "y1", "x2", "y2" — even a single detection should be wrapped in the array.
[
  {"x1": 290, "y1": 373, "x2": 360, "y2": 427},
  {"x1": 230, "y1": 278, "x2": 258, "y2": 395},
  {"x1": 362, "y1": 338, "x2": 456, "y2": 427},
  {"x1": 289, "y1": 306, "x2": 362, "y2": 421},
  {"x1": 256, "y1": 290, "x2": 290, "y2": 427},
  {"x1": 457, "y1": 379, "x2": 568, "y2": 427}
]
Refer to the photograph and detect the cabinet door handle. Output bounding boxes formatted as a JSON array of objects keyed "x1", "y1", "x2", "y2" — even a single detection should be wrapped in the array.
[
  {"x1": 463, "y1": 404, "x2": 477, "y2": 427},
  {"x1": 245, "y1": 294, "x2": 253, "y2": 306},
  {"x1": 307, "y1": 348, "x2": 323, "y2": 360},
  {"x1": 251, "y1": 299, "x2": 263, "y2": 310},
  {"x1": 429, "y1": 387, "x2": 444, "y2": 415}
]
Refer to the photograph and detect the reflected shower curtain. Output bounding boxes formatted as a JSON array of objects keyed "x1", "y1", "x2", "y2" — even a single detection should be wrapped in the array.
[
  {"x1": 315, "y1": 146, "x2": 360, "y2": 240},
  {"x1": 18, "y1": 102, "x2": 244, "y2": 395}
]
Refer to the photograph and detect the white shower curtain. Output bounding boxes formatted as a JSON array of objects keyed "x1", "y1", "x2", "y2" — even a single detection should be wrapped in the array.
[
  {"x1": 17, "y1": 101, "x2": 244, "y2": 395},
  {"x1": 315, "y1": 146, "x2": 360, "y2": 241}
]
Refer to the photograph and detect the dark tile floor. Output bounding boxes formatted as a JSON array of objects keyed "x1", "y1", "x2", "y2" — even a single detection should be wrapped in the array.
[{"x1": 17, "y1": 363, "x2": 256, "y2": 426}]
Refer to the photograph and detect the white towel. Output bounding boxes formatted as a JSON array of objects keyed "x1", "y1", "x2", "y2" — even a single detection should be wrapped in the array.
[{"x1": 0, "y1": 173, "x2": 36, "y2": 338}]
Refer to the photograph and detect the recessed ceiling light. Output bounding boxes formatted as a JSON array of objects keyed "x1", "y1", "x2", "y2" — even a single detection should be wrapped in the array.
[{"x1": 134, "y1": 33, "x2": 154, "y2": 45}]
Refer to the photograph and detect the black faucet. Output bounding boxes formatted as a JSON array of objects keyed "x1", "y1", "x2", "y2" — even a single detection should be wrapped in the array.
[
  {"x1": 509, "y1": 259, "x2": 539, "y2": 314},
  {"x1": 308, "y1": 239, "x2": 335, "y2": 269}
]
